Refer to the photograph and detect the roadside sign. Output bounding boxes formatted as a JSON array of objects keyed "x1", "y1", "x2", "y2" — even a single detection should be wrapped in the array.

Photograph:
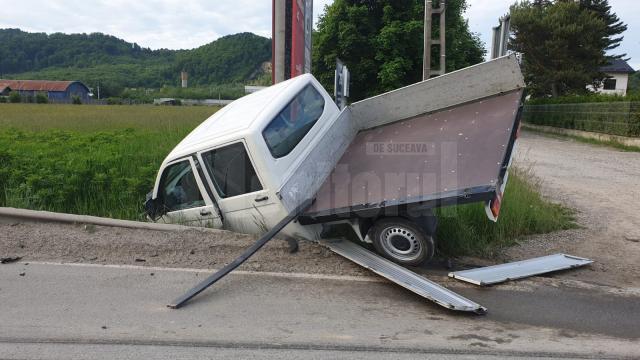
[{"x1": 334, "y1": 58, "x2": 349, "y2": 109}]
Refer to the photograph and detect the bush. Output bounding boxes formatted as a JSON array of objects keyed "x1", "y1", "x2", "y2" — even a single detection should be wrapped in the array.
[
  {"x1": 35, "y1": 93, "x2": 49, "y2": 104},
  {"x1": 8, "y1": 92, "x2": 21, "y2": 103},
  {"x1": 106, "y1": 97, "x2": 123, "y2": 105},
  {"x1": 527, "y1": 93, "x2": 640, "y2": 105},
  {"x1": 72, "y1": 96, "x2": 82, "y2": 105},
  {"x1": 0, "y1": 96, "x2": 7, "y2": 103},
  {"x1": 523, "y1": 101, "x2": 640, "y2": 137}
]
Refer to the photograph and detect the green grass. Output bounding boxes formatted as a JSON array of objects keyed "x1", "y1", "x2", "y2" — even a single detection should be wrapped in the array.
[
  {"x1": 0, "y1": 103, "x2": 575, "y2": 256},
  {"x1": 0, "y1": 103, "x2": 218, "y2": 220},
  {"x1": 436, "y1": 167, "x2": 576, "y2": 257},
  {"x1": 525, "y1": 126, "x2": 640, "y2": 153}
]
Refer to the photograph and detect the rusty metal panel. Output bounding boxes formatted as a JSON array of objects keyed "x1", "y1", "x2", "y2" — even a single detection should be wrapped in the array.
[
  {"x1": 307, "y1": 89, "x2": 523, "y2": 216},
  {"x1": 449, "y1": 254, "x2": 593, "y2": 286},
  {"x1": 0, "y1": 79, "x2": 77, "y2": 92}
]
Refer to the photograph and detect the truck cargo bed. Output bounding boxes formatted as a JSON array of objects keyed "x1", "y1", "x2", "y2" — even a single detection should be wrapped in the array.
[{"x1": 300, "y1": 89, "x2": 524, "y2": 224}]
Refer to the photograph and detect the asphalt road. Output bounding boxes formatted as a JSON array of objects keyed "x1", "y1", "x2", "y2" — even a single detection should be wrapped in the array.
[{"x1": 1, "y1": 262, "x2": 638, "y2": 359}]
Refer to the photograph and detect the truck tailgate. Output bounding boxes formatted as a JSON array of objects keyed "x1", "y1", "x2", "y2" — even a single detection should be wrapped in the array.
[{"x1": 301, "y1": 89, "x2": 524, "y2": 223}]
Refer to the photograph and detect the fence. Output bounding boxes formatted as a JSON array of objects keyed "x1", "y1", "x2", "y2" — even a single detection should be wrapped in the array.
[{"x1": 522, "y1": 102, "x2": 640, "y2": 138}]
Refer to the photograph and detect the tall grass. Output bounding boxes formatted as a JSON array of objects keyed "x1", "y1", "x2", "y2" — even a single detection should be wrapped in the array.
[
  {"x1": 0, "y1": 104, "x2": 218, "y2": 220},
  {"x1": 436, "y1": 167, "x2": 576, "y2": 257}
]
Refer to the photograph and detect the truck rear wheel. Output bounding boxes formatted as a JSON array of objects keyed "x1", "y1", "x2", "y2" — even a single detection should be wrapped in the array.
[{"x1": 370, "y1": 217, "x2": 434, "y2": 266}]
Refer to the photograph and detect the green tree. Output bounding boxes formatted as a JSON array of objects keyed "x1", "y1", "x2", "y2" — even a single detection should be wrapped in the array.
[
  {"x1": 35, "y1": 92, "x2": 48, "y2": 104},
  {"x1": 510, "y1": 1, "x2": 607, "y2": 97},
  {"x1": 578, "y1": 0, "x2": 627, "y2": 59},
  {"x1": 313, "y1": 0, "x2": 485, "y2": 101},
  {"x1": 8, "y1": 92, "x2": 21, "y2": 103}
]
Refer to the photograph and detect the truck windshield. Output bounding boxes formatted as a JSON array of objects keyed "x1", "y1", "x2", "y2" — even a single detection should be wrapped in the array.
[
  {"x1": 201, "y1": 142, "x2": 263, "y2": 199},
  {"x1": 262, "y1": 84, "x2": 325, "y2": 158}
]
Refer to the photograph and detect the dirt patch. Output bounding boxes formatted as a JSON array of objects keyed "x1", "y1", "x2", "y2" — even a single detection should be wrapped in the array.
[{"x1": 0, "y1": 222, "x2": 367, "y2": 276}]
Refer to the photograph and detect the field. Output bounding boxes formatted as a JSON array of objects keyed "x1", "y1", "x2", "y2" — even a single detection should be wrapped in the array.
[
  {"x1": 0, "y1": 103, "x2": 575, "y2": 256},
  {"x1": 0, "y1": 104, "x2": 217, "y2": 220}
]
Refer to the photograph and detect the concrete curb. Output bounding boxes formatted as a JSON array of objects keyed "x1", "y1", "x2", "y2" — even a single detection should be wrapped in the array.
[
  {"x1": 523, "y1": 123, "x2": 640, "y2": 147},
  {"x1": 0, "y1": 207, "x2": 225, "y2": 233}
]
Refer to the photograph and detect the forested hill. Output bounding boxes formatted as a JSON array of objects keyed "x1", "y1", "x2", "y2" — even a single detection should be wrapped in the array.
[{"x1": 0, "y1": 29, "x2": 271, "y2": 96}]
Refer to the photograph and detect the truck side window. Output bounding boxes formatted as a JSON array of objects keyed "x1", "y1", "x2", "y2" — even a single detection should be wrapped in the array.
[
  {"x1": 201, "y1": 142, "x2": 263, "y2": 198},
  {"x1": 159, "y1": 161, "x2": 206, "y2": 212},
  {"x1": 262, "y1": 84, "x2": 325, "y2": 158}
]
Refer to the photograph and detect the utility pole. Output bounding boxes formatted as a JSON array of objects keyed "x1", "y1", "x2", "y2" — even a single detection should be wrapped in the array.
[{"x1": 423, "y1": 0, "x2": 446, "y2": 80}]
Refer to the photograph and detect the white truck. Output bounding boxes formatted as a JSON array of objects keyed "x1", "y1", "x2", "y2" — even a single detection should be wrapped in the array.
[
  {"x1": 149, "y1": 55, "x2": 526, "y2": 311},
  {"x1": 145, "y1": 55, "x2": 525, "y2": 270}
]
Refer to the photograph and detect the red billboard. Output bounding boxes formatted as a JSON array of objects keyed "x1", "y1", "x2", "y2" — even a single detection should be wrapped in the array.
[
  {"x1": 291, "y1": 0, "x2": 306, "y2": 78},
  {"x1": 273, "y1": 0, "x2": 313, "y2": 83}
]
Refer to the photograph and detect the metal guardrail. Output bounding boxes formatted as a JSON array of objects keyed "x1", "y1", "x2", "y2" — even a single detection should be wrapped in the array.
[{"x1": 523, "y1": 101, "x2": 640, "y2": 138}]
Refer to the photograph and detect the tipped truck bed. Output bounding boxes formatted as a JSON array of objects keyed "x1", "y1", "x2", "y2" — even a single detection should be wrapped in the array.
[
  {"x1": 300, "y1": 89, "x2": 524, "y2": 224},
  {"x1": 278, "y1": 55, "x2": 526, "y2": 217}
]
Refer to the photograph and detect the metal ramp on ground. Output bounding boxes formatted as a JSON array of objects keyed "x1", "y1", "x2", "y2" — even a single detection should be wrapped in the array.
[
  {"x1": 449, "y1": 254, "x2": 593, "y2": 286},
  {"x1": 320, "y1": 239, "x2": 487, "y2": 314}
]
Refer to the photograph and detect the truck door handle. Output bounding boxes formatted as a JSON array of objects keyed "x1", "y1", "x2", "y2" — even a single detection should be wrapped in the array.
[
  {"x1": 254, "y1": 196, "x2": 269, "y2": 202},
  {"x1": 200, "y1": 210, "x2": 212, "y2": 216}
]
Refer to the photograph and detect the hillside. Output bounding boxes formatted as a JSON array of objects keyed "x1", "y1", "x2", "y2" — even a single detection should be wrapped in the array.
[{"x1": 0, "y1": 29, "x2": 271, "y2": 96}]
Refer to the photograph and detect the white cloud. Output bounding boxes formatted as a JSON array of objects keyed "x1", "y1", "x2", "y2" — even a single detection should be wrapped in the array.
[
  {"x1": 0, "y1": 0, "x2": 272, "y2": 49},
  {"x1": 0, "y1": 0, "x2": 636, "y2": 69}
]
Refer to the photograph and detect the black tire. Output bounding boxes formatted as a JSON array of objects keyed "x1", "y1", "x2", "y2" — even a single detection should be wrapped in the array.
[{"x1": 370, "y1": 217, "x2": 435, "y2": 266}]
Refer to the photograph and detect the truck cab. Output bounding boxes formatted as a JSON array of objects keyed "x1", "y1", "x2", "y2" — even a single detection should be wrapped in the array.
[{"x1": 146, "y1": 74, "x2": 337, "y2": 240}]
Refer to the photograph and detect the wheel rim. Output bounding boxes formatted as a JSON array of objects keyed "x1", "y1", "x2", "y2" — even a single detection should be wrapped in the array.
[{"x1": 379, "y1": 225, "x2": 422, "y2": 262}]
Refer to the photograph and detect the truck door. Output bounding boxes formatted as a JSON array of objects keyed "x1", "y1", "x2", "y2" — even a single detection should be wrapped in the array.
[
  {"x1": 156, "y1": 158, "x2": 223, "y2": 228},
  {"x1": 198, "y1": 141, "x2": 285, "y2": 234}
]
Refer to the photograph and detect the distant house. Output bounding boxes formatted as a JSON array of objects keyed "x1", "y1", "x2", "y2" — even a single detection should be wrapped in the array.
[
  {"x1": 0, "y1": 79, "x2": 91, "y2": 102},
  {"x1": 592, "y1": 59, "x2": 635, "y2": 96},
  {"x1": 0, "y1": 84, "x2": 11, "y2": 96}
]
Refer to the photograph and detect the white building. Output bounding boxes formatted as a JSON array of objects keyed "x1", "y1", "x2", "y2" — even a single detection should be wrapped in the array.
[{"x1": 592, "y1": 59, "x2": 635, "y2": 96}]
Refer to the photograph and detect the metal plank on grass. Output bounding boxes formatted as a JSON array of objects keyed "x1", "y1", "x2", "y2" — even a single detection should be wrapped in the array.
[
  {"x1": 321, "y1": 239, "x2": 487, "y2": 314},
  {"x1": 448, "y1": 254, "x2": 593, "y2": 286}
]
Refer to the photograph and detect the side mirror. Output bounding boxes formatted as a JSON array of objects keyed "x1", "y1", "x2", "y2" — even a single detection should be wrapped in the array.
[{"x1": 144, "y1": 191, "x2": 165, "y2": 221}]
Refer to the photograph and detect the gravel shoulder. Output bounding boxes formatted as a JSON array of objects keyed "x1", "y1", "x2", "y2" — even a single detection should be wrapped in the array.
[
  {"x1": 505, "y1": 131, "x2": 640, "y2": 288},
  {"x1": 0, "y1": 222, "x2": 367, "y2": 276}
]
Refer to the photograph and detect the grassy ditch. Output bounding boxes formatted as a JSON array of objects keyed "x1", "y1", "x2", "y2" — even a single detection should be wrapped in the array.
[
  {"x1": 1, "y1": 103, "x2": 575, "y2": 256},
  {"x1": 436, "y1": 166, "x2": 576, "y2": 257}
]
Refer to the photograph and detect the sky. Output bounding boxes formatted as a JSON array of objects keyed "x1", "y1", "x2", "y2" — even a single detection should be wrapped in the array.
[{"x1": 0, "y1": 0, "x2": 637, "y2": 69}]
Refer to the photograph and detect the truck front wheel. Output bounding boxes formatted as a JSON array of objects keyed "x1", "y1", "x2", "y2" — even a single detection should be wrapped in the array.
[{"x1": 370, "y1": 217, "x2": 435, "y2": 266}]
